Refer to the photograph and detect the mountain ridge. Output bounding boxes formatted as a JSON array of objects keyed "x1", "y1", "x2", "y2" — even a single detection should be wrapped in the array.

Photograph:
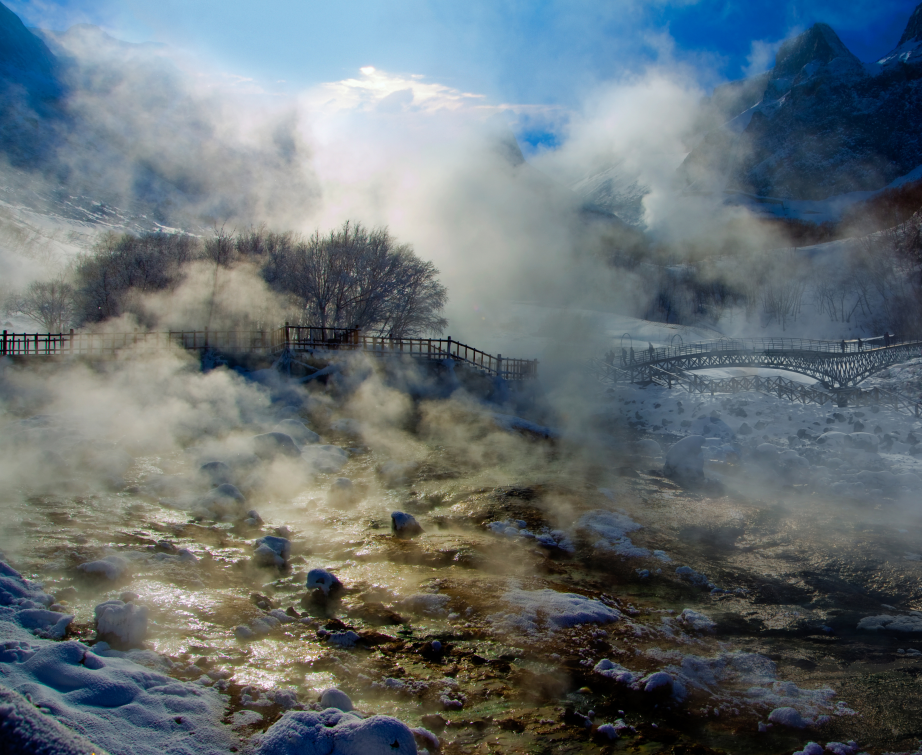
[{"x1": 679, "y1": 3, "x2": 922, "y2": 201}]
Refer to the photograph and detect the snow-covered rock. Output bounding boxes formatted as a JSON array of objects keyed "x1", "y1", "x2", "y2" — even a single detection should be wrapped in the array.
[
  {"x1": 94, "y1": 600, "x2": 148, "y2": 649},
  {"x1": 391, "y1": 511, "x2": 423, "y2": 538},
  {"x1": 577, "y1": 510, "x2": 647, "y2": 558},
  {"x1": 306, "y1": 568, "x2": 343, "y2": 596},
  {"x1": 195, "y1": 483, "x2": 247, "y2": 520},
  {"x1": 252, "y1": 432, "x2": 301, "y2": 460},
  {"x1": 320, "y1": 688, "x2": 354, "y2": 712},
  {"x1": 664, "y1": 435, "x2": 705, "y2": 482},
  {"x1": 253, "y1": 708, "x2": 418, "y2": 755},
  {"x1": 253, "y1": 536, "x2": 291, "y2": 568},
  {"x1": 77, "y1": 554, "x2": 130, "y2": 581},
  {"x1": 593, "y1": 658, "x2": 635, "y2": 684},
  {"x1": 329, "y1": 477, "x2": 358, "y2": 505},
  {"x1": 857, "y1": 613, "x2": 922, "y2": 633},
  {"x1": 488, "y1": 588, "x2": 621, "y2": 634},
  {"x1": 302, "y1": 445, "x2": 349, "y2": 474},
  {"x1": 676, "y1": 608, "x2": 716, "y2": 633},
  {"x1": 199, "y1": 460, "x2": 233, "y2": 486},
  {"x1": 274, "y1": 419, "x2": 320, "y2": 445},
  {"x1": 768, "y1": 706, "x2": 808, "y2": 728}
]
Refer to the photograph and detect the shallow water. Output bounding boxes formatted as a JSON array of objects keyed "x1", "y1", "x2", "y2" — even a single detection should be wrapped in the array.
[{"x1": 4, "y1": 396, "x2": 922, "y2": 754}]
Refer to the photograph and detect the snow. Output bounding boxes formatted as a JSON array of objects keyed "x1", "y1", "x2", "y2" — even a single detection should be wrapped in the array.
[
  {"x1": 768, "y1": 706, "x2": 808, "y2": 728},
  {"x1": 253, "y1": 536, "x2": 291, "y2": 568},
  {"x1": 676, "y1": 608, "x2": 716, "y2": 633},
  {"x1": 396, "y1": 593, "x2": 450, "y2": 617},
  {"x1": 252, "y1": 432, "x2": 301, "y2": 460},
  {"x1": 0, "y1": 561, "x2": 236, "y2": 755},
  {"x1": 274, "y1": 419, "x2": 320, "y2": 444},
  {"x1": 0, "y1": 682, "x2": 116, "y2": 755},
  {"x1": 253, "y1": 709, "x2": 418, "y2": 755},
  {"x1": 664, "y1": 435, "x2": 706, "y2": 482},
  {"x1": 577, "y1": 510, "x2": 648, "y2": 558},
  {"x1": 593, "y1": 658, "x2": 636, "y2": 684},
  {"x1": 857, "y1": 613, "x2": 922, "y2": 633},
  {"x1": 391, "y1": 511, "x2": 423, "y2": 537},
  {"x1": 306, "y1": 568, "x2": 342, "y2": 596},
  {"x1": 301, "y1": 445, "x2": 349, "y2": 474},
  {"x1": 77, "y1": 554, "x2": 130, "y2": 580},
  {"x1": 94, "y1": 600, "x2": 148, "y2": 648},
  {"x1": 319, "y1": 688, "x2": 354, "y2": 711},
  {"x1": 488, "y1": 588, "x2": 621, "y2": 635}
]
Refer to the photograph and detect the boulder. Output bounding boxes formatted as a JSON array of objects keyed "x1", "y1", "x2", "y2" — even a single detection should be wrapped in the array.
[
  {"x1": 329, "y1": 477, "x2": 359, "y2": 506},
  {"x1": 306, "y1": 568, "x2": 343, "y2": 596},
  {"x1": 196, "y1": 483, "x2": 247, "y2": 520},
  {"x1": 94, "y1": 599, "x2": 148, "y2": 649},
  {"x1": 252, "y1": 432, "x2": 301, "y2": 460},
  {"x1": 253, "y1": 536, "x2": 291, "y2": 568},
  {"x1": 391, "y1": 511, "x2": 424, "y2": 538},
  {"x1": 664, "y1": 435, "x2": 705, "y2": 482},
  {"x1": 274, "y1": 419, "x2": 321, "y2": 445}
]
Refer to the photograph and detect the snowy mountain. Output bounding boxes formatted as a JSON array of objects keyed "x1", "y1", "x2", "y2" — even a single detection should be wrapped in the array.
[{"x1": 680, "y1": 3, "x2": 922, "y2": 201}]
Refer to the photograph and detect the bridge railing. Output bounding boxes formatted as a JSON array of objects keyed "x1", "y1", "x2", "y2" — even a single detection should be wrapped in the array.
[
  {"x1": 281, "y1": 325, "x2": 538, "y2": 380},
  {"x1": 0, "y1": 326, "x2": 539, "y2": 381},
  {"x1": 613, "y1": 335, "x2": 922, "y2": 367},
  {"x1": 679, "y1": 374, "x2": 922, "y2": 417}
]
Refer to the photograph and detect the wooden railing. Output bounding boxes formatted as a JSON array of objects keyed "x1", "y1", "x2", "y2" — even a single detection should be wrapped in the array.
[
  {"x1": 0, "y1": 326, "x2": 538, "y2": 381},
  {"x1": 280, "y1": 325, "x2": 538, "y2": 380}
]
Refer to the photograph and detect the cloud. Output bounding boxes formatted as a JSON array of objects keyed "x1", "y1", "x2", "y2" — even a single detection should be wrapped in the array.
[{"x1": 743, "y1": 37, "x2": 787, "y2": 78}]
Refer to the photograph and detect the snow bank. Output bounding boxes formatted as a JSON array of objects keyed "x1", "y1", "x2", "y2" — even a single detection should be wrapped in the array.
[
  {"x1": 253, "y1": 708, "x2": 418, "y2": 755},
  {"x1": 0, "y1": 682, "x2": 112, "y2": 755}
]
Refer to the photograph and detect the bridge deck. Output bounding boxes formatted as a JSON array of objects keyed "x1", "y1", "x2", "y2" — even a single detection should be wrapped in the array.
[
  {"x1": 612, "y1": 335, "x2": 922, "y2": 388},
  {"x1": 0, "y1": 325, "x2": 538, "y2": 381}
]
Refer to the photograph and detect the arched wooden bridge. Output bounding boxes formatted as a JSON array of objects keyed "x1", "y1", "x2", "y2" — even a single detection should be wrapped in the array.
[{"x1": 610, "y1": 335, "x2": 922, "y2": 389}]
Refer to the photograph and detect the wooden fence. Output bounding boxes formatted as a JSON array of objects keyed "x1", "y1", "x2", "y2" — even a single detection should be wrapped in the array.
[{"x1": 0, "y1": 325, "x2": 538, "y2": 381}]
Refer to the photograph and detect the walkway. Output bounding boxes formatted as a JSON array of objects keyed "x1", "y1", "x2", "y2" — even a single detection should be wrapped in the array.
[{"x1": 0, "y1": 325, "x2": 538, "y2": 381}]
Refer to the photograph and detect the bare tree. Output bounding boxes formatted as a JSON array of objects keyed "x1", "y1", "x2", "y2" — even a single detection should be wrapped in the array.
[
  {"x1": 6, "y1": 277, "x2": 75, "y2": 331},
  {"x1": 73, "y1": 231, "x2": 200, "y2": 324},
  {"x1": 264, "y1": 222, "x2": 447, "y2": 337}
]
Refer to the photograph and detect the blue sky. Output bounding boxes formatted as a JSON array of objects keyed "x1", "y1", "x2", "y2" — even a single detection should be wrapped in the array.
[{"x1": 10, "y1": 0, "x2": 921, "y2": 107}]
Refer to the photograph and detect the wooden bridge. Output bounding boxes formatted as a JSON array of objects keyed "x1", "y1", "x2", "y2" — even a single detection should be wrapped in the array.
[
  {"x1": 607, "y1": 335, "x2": 922, "y2": 389},
  {"x1": 0, "y1": 325, "x2": 538, "y2": 381}
]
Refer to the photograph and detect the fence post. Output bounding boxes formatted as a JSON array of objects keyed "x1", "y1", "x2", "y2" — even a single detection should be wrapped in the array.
[
  {"x1": 285, "y1": 322, "x2": 290, "y2": 350},
  {"x1": 497, "y1": 354, "x2": 503, "y2": 378},
  {"x1": 1, "y1": 330, "x2": 6, "y2": 356},
  {"x1": 69, "y1": 328, "x2": 74, "y2": 355},
  {"x1": 446, "y1": 336, "x2": 452, "y2": 359}
]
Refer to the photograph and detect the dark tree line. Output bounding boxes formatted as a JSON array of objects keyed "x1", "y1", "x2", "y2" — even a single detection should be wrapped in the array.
[{"x1": 6, "y1": 222, "x2": 448, "y2": 337}]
